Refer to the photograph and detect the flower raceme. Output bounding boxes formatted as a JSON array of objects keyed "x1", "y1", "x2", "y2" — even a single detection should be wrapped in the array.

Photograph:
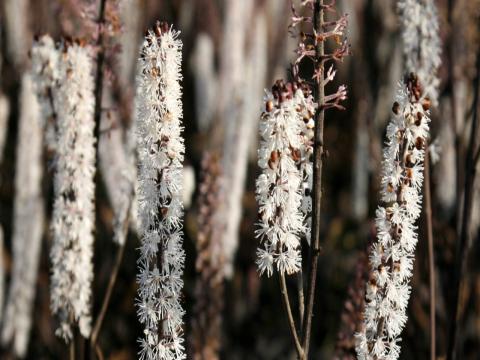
[
  {"x1": 50, "y1": 42, "x2": 96, "y2": 341},
  {"x1": 135, "y1": 22, "x2": 186, "y2": 360},
  {"x1": 256, "y1": 80, "x2": 316, "y2": 277},
  {"x1": 355, "y1": 74, "x2": 432, "y2": 360}
]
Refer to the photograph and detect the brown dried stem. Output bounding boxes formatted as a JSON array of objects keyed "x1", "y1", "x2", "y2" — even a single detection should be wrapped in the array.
[
  {"x1": 424, "y1": 150, "x2": 436, "y2": 360},
  {"x1": 280, "y1": 273, "x2": 304, "y2": 359},
  {"x1": 301, "y1": 1, "x2": 325, "y2": 358}
]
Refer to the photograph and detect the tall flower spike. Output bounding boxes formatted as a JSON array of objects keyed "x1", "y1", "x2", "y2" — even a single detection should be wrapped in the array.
[
  {"x1": 50, "y1": 43, "x2": 96, "y2": 342},
  {"x1": 256, "y1": 80, "x2": 316, "y2": 277},
  {"x1": 398, "y1": 0, "x2": 441, "y2": 104},
  {"x1": 355, "y1": 74, "x2": 431, "y2": 360},
  {"x1": 1, "y1": 74, "x2": 44, "y2": 358},
  {"x1": 135, "y1": 22, "x2": 186, "y2": 360}
]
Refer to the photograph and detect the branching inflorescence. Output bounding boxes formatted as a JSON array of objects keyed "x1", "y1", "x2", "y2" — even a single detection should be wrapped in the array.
[
  {"x1": 50, "y1": 42, "x2": 96, "y2": 342},
  {"x1": 135, "y1": 22, "x2": 186, "y2": 360},
  {"x1": 355, "y1": 74, "x2": 431, "y2": 360}
]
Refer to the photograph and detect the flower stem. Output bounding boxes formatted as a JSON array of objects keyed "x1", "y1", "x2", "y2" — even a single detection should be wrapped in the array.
[
  {"x1": 301, "y1": 1, "x2": 325, "y2": 358},
  {"x1": 279, "y1": 273, "x2": 304, "y2": 359},
  {"x1": 424, "y1": 149, "x2": 436, "y2": 360}
]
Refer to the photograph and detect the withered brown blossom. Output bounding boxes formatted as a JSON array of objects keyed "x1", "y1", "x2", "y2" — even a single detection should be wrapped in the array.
[{"x1": 191, "y1": 153, "x2": 225, "y2": 360}]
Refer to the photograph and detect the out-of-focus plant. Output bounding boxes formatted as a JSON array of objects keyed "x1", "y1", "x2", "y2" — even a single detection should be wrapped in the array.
[{"x1": 50, "y1": 42, "x2": 96, "y2": 342}]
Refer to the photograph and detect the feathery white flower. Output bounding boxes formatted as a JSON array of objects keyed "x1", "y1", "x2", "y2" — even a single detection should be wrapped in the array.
[
  {"x1": 355, "y1": 76, "x2": 431, "y2": 360},
  {"x1": 256, "y1": 83, "x2": 316, "y2": 277},
  {"x1": 50, "y1": 43, "x2": 96, "y2": 342},
  {"x1": 1, "y1": 74, "x2": 44, "y2": 358},
  {"x1": 398, "y1": 0, "x2": 441, "y2": 104},
  {"x1": 30, "y1": 35, "x2": 60, "y2": 151},
  {"x1": 135, "y1": 23, "x2": 186, "y2": 360}
]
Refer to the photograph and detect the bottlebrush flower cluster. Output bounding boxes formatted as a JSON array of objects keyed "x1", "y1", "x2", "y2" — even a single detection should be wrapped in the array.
[
  {"x1": 355, "y1": 74, "x2": 431, "y2": 360},
  {"x1": 50, "y1": 42, "x2": 96, "y2": 341},
  {"x1": 256, "y1": 80, "x2": 316, "y2": 277},
  {"x1": 135, "y1": 23, "x2": 186, "y2": 360},
  {"x1": 398, "y1": 0, "x2": 441, "y2": 104}
]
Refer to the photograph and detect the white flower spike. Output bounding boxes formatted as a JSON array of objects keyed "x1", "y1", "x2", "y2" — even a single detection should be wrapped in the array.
[
  {"x1": 135, "y1": 22, "x2": 186, "y2": 360},
  {"x1": 255, "y1": 80, "x2": 316, "y2": 277},
  {"x1": 50, "y1": 42, "x2": 96, "y2": 342},
  {"x1": 355, "y1": 74, "x2": 431, "y2": 360}
]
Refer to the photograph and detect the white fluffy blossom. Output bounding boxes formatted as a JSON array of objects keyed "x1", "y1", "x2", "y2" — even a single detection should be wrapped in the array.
[
  {"x1": 30, "y1": 35, "x2": 60, "y2": 151},
  {"x1": 398, "y1": 0, "x2": 441, "y2": 104},
  {"x1": 135, "y1": 24, "x2": 186, "y2": 360},
  {"x1": 356, "y1": 77, "x2": 431, "y2": 360},
  {"x1": 1, "y1": 74, "x2": 44, "y2": 358},
  {"x1": 256, "y1": 83, "x2": 316, "y2": 277},
  {"x1": 50, "y1": 44, "x2": 96, "y2": 342}
]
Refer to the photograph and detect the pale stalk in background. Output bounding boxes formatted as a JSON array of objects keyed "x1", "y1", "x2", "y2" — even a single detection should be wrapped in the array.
[{"x1": 1, "y1": 74, "x2": 44, "y2": 358}]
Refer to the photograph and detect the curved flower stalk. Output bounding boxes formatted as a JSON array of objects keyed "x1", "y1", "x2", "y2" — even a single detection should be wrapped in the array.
[
  {"x1": 30, "y1": 35, "x2": 60, "y2": 152},
  {"x1": 50, "y1": 43, "x2": 96, "y2": 341},
  {"x1": 355, "y1": 74, "x2": 431, "y2": 360},
  {"x1": 222, "y1": 9, "x2": 267, "y2": 278},
  {"x1": 398, "y1": 0, "x2": 441, "y2": 104},
  {"x1": 218, "y1": 0, "x2": 253, "y2": 278},
  {"x1": 135, "y1": 22, "x2": 186, "y2": 360},
  {"x1": 256, "y1": 80, "x2": 316, "y2": 277},
  {"x1": 1, "y1": 74, "x2": 44, "y2": 357}
]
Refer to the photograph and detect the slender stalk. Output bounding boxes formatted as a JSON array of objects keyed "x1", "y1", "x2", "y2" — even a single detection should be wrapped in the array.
[
  {"x1": 424, "y1": 150, "x2": 436, "y2": 360},
  {"x1": 70, "y1": 341, "x2": 75, "y2": 360},
  {"x1": 90, "y1": 241, "x2": 126, "y2": 347},
  {"x1": 301, "y1": 1, "x2": 325, "y2": 358},
  {"x1": 279, "y1": 273, "x2": 304, "y2": 359},
  {"x1": 90, "y1": 198, "x2": 131, "y2": 350},
  {"x1": 447, "y1": 49, "x2": 480, "y2": 360},
  {"x1": 297, "y1": 271, "x2": 305, "y2": 330}
]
